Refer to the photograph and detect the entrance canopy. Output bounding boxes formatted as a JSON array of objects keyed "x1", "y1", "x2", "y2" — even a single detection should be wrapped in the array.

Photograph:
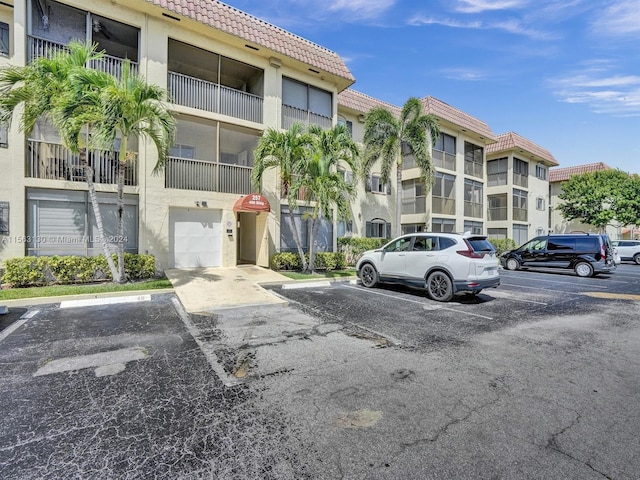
[{"x1": 233, "y1": 194, "x2": 271, "y2": 213}]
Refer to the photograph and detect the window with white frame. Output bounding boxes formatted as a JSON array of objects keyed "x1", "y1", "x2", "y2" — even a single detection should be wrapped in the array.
[
  {"x1": 464, "y1": 179, "x2": 483, "y2": 218},
  {"x1": 488, "y1": 228, "x2": 507, "y2": 240},
  {"x1": 464, "y1": 220, "x2": 483, "y2": 235},
  {"x1": 513, "y1": 189, "x2": 528, "y2": 222},
  {"x1": 487, "y1": 158, "x2": 508, "y2": 186},
  {"x1": 513, "y1": 224, "x2": 528, "y2": 246},
  {"x1": 432, "y1": 172, "x2": 455, "y2": 214},
  {"x1": 0, "y1": 22, "x2": 8, "y2": 57},
  {"x1": 402, "y1": 179, "x2": 425, "y2": 214},
  {"x1": 536, "y1": 196, "x2": 545, "y2": 210},
  {"x1": 0, "y1": 201, "x2": 8, "y2": 235},
  {"x1": 338, "y1": 166, "x2": 353, "y2": 184},
  {"x1": 337, "y1": 219, "x2": 353, "y2": 237},
  {"x1": 432, "y1": 217, "x2": 456, "y2": 233},
  {"x1": 513, "y1": 158, "x2": 529, "y2": 187},
  {"x1": 433, "y1": 133, "x2": 456, "y2": 170},
  {"x1": 464, "y1": 142, "x2": 483, "y2": 178},
  {"x1": 170, "y1": 144, "x2": 195, "y2": 159},
  {"x1": 337, "y1": 116, "x2": 353, "y2": 137},
  {"x1": 536, "y1": 163, "x2": 547, "y2": 180},
  {"x1": 488, "y1": 194, "x2": 508, "y2": 221},
  {"x1": 366, "y1": 218, "x2": 391, "y2": 238},
  {"x1": 402, "y1": 223, "x2": 426, "y2": 234},
  {"x1": 368, "y1": 174, "x2": 390, "y2": 194}
]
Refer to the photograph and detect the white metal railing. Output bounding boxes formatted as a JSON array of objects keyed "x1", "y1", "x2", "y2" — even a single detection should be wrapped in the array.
[
  {"x1": 513, "y1": 173, "x2": 528, "y2": 188},
  {"x1": 464, "y1": 160, "x2": 483, "y2": 178},
  {"x1": 488, "y1": 207, "x2": 508, "y2": 221},
  {"x1": 28, "y1": 36, "x2": 138, "y2": 79},
  {"x1": 513, "y1": 207, "x2": 528, "y2": 222},
  {"x1": 165, "y1": 157, "x2": 252, "y2": 194},
  {"x1": 433, "y1": 149, "x2": 456, "y2": 170},
  {"x1": 401, "y1": 197, "x2": 426, "y2": 215},
  {"x1": 487, "y1": 172, "x2": 508, "y2": 187},
  {"x1": 168, "y1": 72, "x2": 263, "y2": 123},
  {"x1": 282, "y1": 104, "x2": 332, "y2": 130},
  {"x1": 464, "y1": 202, "x2": 483, "y2": 218},
  {"x1": 27, "y1": 140, "x2": 137, "y2": 185}
]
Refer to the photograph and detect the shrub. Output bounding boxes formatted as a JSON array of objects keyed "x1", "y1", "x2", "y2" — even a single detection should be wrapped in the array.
[
  {"x1": 338, "y1": 237, "x2": 388, "y2": 266},
  {"x1": 1, "y1": 254, "x2": 158, "y2": 287},
  {"x1": 488, "y1": 238, "x2": 518, "y2": 256},
  {"x1": 270, "y1": 252, "x2": 302, "y2": 271},
  {"x1": 312, "y1": 252, "x2": 346, "y2": 271}
]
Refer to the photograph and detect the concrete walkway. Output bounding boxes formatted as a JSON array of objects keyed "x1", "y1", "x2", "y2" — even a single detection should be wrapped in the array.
[{"x1": 165, "y1": 265, "x2": 291, "y2": 313}]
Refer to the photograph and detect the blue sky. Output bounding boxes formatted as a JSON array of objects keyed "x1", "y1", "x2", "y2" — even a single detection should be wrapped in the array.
[{"x1": 221, "y1": 0, "x2": 640, "y2": 173}]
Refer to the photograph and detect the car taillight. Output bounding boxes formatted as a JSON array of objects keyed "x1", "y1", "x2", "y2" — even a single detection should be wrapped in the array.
[
  {"x1": 457, "y1": 239, "x2": 484, "y2": 259},
  {"x1": 601, "y1": 243, "x2": 606, "y2": 258}
]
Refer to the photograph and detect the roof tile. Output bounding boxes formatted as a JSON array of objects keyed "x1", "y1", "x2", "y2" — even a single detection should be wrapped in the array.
[
  {"x1": 422, "y1": 96, "x2": 496, "y2": 141},
  {"x1": 144, "y1": 0, "x2": 354, "y2": 83},
  {"x1": 487, "y1": 131, "x2": 558, "y2": 166},
  {"x1": 549, "y1": 162, "x2": 612, "y2": 182}
]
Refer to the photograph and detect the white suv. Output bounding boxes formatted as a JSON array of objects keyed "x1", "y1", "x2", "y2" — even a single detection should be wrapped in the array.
[
  {"x1": 612, "y1": 240, "x2": 640, "y2": 264},
  {"x1": 356, "y1": 232, "x2": 500, "y2": 302}
]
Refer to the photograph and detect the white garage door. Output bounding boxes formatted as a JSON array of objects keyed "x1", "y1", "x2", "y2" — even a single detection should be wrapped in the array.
[{"x1": 170, "y1": 208, "x2": 222, "y2": 268}]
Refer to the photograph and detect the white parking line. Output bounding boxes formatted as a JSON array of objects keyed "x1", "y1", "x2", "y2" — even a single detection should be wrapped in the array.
[
  {"x1": 344, "y1": 284, "x2": 494, "y2": 320},
  {"x1": 60, "y1": 295, "x2": 151, "y2": 309},
  {"x1": 0, "y1": 309, "x2": 39, "y2": 343}
]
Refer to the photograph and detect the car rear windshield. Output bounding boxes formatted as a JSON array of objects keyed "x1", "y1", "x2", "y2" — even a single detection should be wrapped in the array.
[{"x1": 467, "y1": 237, "x2": 495, "y2": 252}]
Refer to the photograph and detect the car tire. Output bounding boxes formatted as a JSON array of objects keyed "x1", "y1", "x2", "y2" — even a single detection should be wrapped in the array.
[
  {"x1": 575, "y1": 261, "x2": 594, "y2": 277},
  {"x1": 426, "y1": 271, "x2": 453, "y2": 302},
  {"x1": 505, "y1": 258, "x2": 520, "y2": 271},
  {"x1": 359, "y1": 263, "x2": 378, "y2": 288},
  {"x1": 634, "y1": 254, "x2": 640, "y2": 265}
]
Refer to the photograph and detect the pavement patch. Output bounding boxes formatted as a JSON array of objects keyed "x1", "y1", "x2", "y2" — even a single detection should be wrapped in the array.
[
  {"x1": 33, "y1": 346, "x2": 148, "y2": 377},
  {"x1": 60, "y1": 295, "x2": 151, "y2": 309},
  {"x1": 334, "y1": 409, "x2": 383, "y2": 429},
  {"x1": 583, "y1": 292, "x2": 640, "y2": 301}
]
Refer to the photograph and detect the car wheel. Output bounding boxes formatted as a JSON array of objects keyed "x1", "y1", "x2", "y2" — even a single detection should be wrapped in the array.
[
  {"x1": 575, "y1": 261, "x2": 594, "y2": 277},
  {"x1": 426, "y1": 271, "x2": 453, "y2": 302},
  {"x1": 505, "y1": 258, "x2": 520, "y2": 271},
  {"x1": 359, "y1": 263, "x2": 378, "y2": 288},
  {"x1": 634, "y1": 254, "x2": 640, "y2": 265}
]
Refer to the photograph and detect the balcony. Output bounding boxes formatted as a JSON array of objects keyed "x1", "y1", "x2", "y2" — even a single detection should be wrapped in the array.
[
  {"x1": 282, "y1": 105, "x2": 332, "y2": 130},
  {"x1": 27, "y1": 140, "x2": 138, "y2": 186},
  {"x1": 464, "y1": 202, "x2": 483, "y2": 218},
  {"x1": 28, "y1": 35, "x2": 139, "y2": 79},
  {"x1": 432, "y1": 197, "x2": 455, "y2": 215},
  {"x1": 513, "y1": 207, "x2": 528, "y2": 222},
  {"x1": 165, "y1": 157, "x2": 252, "y2": 194},
  {"x1": 402, "y1": 197, "x2": 426, "y2": 215},
  {"x1": 433, "y1": 149, "x2": 456, "y2": 171},
  {"x1": 488, "y1": 207, "x2": 508, "y2": 221},
  {"x1": 464, "y1": 160, "x2": 483, "y2": 178},
  {"x1": 167, "y1": 72, "x2": 263, "y2": 123}
]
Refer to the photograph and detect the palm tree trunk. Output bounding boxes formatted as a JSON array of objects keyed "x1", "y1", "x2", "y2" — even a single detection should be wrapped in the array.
[
  {"x1": 308, "y1": 212, "x2": 319, "y2": 272},
  {"x1": 116, "y1": 152, "x2": 126, "y2": 283},
  {"x1": 395, "y1": 163, "x2": 403, "y2": 238},
  {"x1": 82, "y1": 149, "x2": 121, "y2": 283},
  {"x1": 288, "y1": 209, "x2": 308, "y2": 272}
]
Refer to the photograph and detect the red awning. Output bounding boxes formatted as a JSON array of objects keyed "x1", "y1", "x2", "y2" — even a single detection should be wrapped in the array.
[{"x1": 233, "y1": 194, "x2": 271, "y2": 213}]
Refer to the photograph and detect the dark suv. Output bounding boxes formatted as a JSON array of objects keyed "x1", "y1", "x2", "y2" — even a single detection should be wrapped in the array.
[{"x1": 501, "y1": 233, "x2": 617, "y2": 277}]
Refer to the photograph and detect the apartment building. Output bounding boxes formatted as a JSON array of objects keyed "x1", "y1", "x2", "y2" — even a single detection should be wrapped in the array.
[
  {"x1": 0, "y1": 0, "x2": 557, "y2": 270},
  {"x1": 486, "y1": 132, "x2": 559, "y2": 245}
]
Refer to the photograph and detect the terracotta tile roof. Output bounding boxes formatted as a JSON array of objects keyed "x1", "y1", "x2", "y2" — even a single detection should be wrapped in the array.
[
  {"x1": 421, "y1": 96, "x2": 497, "y2": 141},
  {"x1": 487, "y1": 131, "x2": 558, "y2": 166},
  {"x1": 337, "y1": 89, "x2": 401, "y2": 115},
  {"x1": 549, "y1": 162, "x2": 613, "y2": 183},
  {"x1": 144, "y1": 0, "x2": 355, "y2": 83}
]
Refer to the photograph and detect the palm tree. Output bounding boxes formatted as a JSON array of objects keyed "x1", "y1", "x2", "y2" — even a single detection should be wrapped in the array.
[
  {"x1": 0, "y1": 41, "x2": 120, "y2": 280},
  {"x1": 252, "y1": 123, "x2": 311, "y2": 271},
  {"x1": 60, "y1": 60, "x2": 175, "y2": 282},
  {"x1": 298, "y1": 124, "x2": 359, "y2": 272},
  {"x1": 362, "y1": 97, "x2": 440, "y2": 237}
]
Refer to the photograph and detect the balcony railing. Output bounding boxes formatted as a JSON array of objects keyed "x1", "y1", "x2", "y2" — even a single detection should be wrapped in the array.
[
  {"x1": 27, "y1": 140, "x2": 137, "y2": 186},
  {"x1": 165, "y1": 157, "x2": 252, "y2": 194},
  {"x1": 433, "y1": 149, "x2": 456, "y2": 171},
  {"x1": 432, "y1": 197, "x2": 455, "y2": 215},
  {"x1": 513, "y1": 207, "x2": 528, "y2": 222},
  {"x1": 488, "y1": 207, "x2": 508, "y2": 221},
  {"x1": 167, "y1": 71, "x2": 263, "y2": 123},
  {"x1": 28, "y1": 36, "x2": 139, "y2": 79},
  {"x1": 282, "y1": 104, "x2": 332, "y2": 130},
  {"x1": 464, "y1": 160, "x2": 483, "y2": 178},
  {"x1": 513, "y1": 173, "x2": 528, "y2": 188},
  {"x1": 464, "y1": 202, "x2": 483, "y2": 218}
]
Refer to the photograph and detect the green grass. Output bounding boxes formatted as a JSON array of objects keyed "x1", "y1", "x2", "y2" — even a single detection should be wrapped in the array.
[
  {"x1": 279, "y1": 269, "x2": 357, "y2": 280},
  {"x1": 0, "y1": 278, "x2": 173, "y2": 301}
]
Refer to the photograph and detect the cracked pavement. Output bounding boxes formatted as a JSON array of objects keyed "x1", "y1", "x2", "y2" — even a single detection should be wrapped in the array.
[{"x1": 2, "y1": 264, "x2": 640, "y2": 479}]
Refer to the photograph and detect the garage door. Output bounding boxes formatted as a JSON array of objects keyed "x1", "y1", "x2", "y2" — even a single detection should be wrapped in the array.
[{"x1": 170, "y1": 208, "x2": 222, "y2": 268}]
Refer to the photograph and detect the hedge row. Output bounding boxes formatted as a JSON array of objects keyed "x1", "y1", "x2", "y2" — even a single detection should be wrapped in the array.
[
  {"x1": 271, "y1": 252, "x2": 346, "y2": 271},
  {"x1": 2, "y1": 253, "x2": 157, "y2": 287},
  {"x1": 338, "y1": 237, "x2": 389, "y2": 266}
]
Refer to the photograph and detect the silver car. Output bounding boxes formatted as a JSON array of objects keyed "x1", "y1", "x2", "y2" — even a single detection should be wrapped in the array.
[
  {"x1": 612, "y1": 240, "x2": 640, "y2": 264},
  {"x1": 356, "y1": 232, "x2": 500, "y2": 302}
]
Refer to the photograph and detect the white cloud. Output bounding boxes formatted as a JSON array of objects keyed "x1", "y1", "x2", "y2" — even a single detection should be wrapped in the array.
[
  {"x1": 408, "y1": 15, "x2": 553, "y2": 39},
  {"x1": 453, "y1": 0, "x2": 529, "y2": 13},
  {"x1": 594, "y1": 0, "x2": 640, "y2": 36},
  {"x1": 440, "y1": 68, "x2": 489, "y2": 81},
  {"x1": 327, "y1": 0, "x2": 396, "y2": 17}
]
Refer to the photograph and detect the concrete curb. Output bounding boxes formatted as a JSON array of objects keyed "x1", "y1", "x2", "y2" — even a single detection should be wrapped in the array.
[{"x1": 0, "y1": 288, "x2": 175, "y2": 309}]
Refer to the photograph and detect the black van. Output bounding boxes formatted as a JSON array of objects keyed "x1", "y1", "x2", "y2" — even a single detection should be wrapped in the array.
[{"x1": 501, "y1": 233, "x2": 617, "y2": 277}]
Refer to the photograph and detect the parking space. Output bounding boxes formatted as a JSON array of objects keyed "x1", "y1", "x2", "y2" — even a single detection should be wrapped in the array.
[{"x1": 266, "y1": 265, "x2": 640, "y2": 350}]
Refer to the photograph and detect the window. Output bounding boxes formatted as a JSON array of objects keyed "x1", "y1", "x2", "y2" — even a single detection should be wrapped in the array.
[
  {"x1": 464, "y1": 179, "x2": 483, "y2": 218},
  {"x1": 337, "y1": 220, "x2": 353, "y2": 237},
  {"x1": 513, "y1": 158, "x2": 529, "y2": 187},
  {"x1": 0, "y1": 125, "x2": 7, "y2": 148},
  {"x1": 488, "y1": 194, "x2": 507, "y2": 221},
  {"x1": 169, "y1": 144, "x2": 195, "y2": 159},
  {"x1": 488, "y1": 228, "x2": 508, "y2": 240},
  {"x1": 280, "y1": 206, "x2": 333, "y2": 253},
  {"x1": 433, "y1": 133, "x2": 456, "y2": 170},
  {"x1": 367, "y1": 174, "x2": 390, "y2": 194},
  {"x1": 432, "y1": 217, "x2": 456, "y2": 233},
  {"x1": 513, "y1": 224, "x2": 528, "y2": 246},
  {"x1": 536, "y1": 164, "x2": 547, "y2": 180},
  {"x1": 513, "y1": 189, "x2": 528, "y2": 221},
  {"x1": 0, "y1": 22, "x2": 8, "y2": 57},
  {"x1": 386, "y1": 236, "x2": 412, "y2": 252},
  {"x1": 338, "y1": 167, "x2": 353, "y2": 184},
  {"x1": 536, "y1": 227, "x2": 546, "y2": 236},
  {"x1": 536, "y1": 196, "x2": 545, "y2": 210},
  {"x1": 0, "y1": 201, "x2": 8, "y2": 234},
  {"x1": 464, "y1": 220, "x2": 483, "y2": 235},
  {"x1": 366, "y1": 218, "x2": 391, "y2": 238},
  {"x1": 464, "y1": 142, "x2": 483, "y2": 178},
  {"x1": 432, "y1": 172, "x2": 455, "y2": 214},
  {"x1": 487, "y1": 158, "x2": 507, "y2": 186},
  {"x1": 402, "y1": 179, "x2": 425, "y2": 214},
  {"x1": 283, "y1": 77, "x2": 332, "y2": 128},
  {"x1": 337, "y1": 116, "x2": 353, "y2": 137},
  {"x1": 402, "y1": 223, "x2": 425, "y2": 235}
]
